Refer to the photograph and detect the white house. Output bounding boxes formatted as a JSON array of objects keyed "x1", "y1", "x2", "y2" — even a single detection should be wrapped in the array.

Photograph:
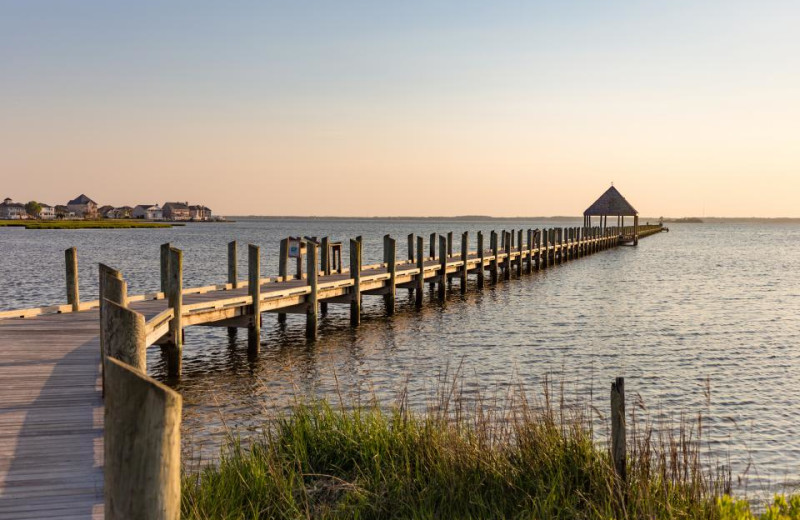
[
  {"x1": 132, "y1": 204, "x2": 163, "y2": 220},
  {"x1": 39, "y1": 204, "x2": 56, "y2": 219},
  {"x1": 0, "y1": 198, "x2": 27, "y2": 219}
]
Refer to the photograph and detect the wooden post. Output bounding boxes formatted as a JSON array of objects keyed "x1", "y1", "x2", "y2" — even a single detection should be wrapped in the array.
[
  {"x1": 429, "y1": 232, "x2": 437, "y2": 289},
  {"x1": 611, "y1": 377, "x2": 627, "y2": 482},
  {"x1": 320, "y1": 237, "x2": 330, "y2": 315},
  {"x1": 446, "y1": 231, "x2": 454, "y2": 283},
  {"x1": 165, "y1": 247, "x2": 182, "y2": 378},
  {"x1": 477, "y1": 231, "x2": 485, "y2": 289},
  {"x1": 350, "y1": 238, "x2": 361, "y2": 326},
  {"x1": 306, "y1": 241, "x2": 318, "y2": 339},
  {"x1": 278, "y1": 238, "x2": 289, "y2": 323},
  {"x1": 504, "y1": 231, "x2": 511, "y2": 280},
  {"x1": 415, "y1": 236, "x2": 424, "y2": 307},
  {"x1": 248, "y1": 244, "x2": 261, "y2": 352},
  {"x1": 438, "y1": 235, "x2": 447, "y2": 299},
  {"x1": 526, "y1": 229, "x2": 533, "y2": 274},
  {"x1": 104, "y1": 300, "x2": 146, "y2": 372},
  {"x1": 99, "y1": 264, "x2": 125, "y2": 393},
  {"x1": 104, "y1": 357, "x2": 181, "y2": 520},
  {"x1": 384, "y1": 234, "x2": 396, "y2": 315},
  {"x1": 490, "y1": 231, "x2": 499, "y2": 284},
  {"x1": 516, "y1": 229, "x2": 523, "y2": 276},
  {"x1": 227, "y1": 241, "x2": 238, "y2": 289},
  {"x1": 543, "y1": 230, "x2": 550, "y2": 268},
  {"x1": 633, "y1": 215, "x2": 639, "y2": 246},
  {"x1": 159, "y1": 243, "x2": 171, "y2": 294},
  {"x1": 460, "y1": 231, "x2": 468, "y2": 294},
  {"x1": 407, "y1": 233, "x2": 415, "y2": 262},
  {"x1": 65, "y1": 247, "x2": 80, "y2": 311}
]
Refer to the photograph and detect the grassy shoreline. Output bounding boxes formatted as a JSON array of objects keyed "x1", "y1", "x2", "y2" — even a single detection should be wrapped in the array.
[
  {"x1": 0, "y1": 219, "x2": 178, "y2": 229},
  {"x1": 181, "y1": 388, "x2": 793, "y2": 519}
]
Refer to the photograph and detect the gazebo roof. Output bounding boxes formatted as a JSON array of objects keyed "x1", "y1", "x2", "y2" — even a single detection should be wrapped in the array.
[{"x1": 583, "y1": 186, "x2": 638, "y2": 216}]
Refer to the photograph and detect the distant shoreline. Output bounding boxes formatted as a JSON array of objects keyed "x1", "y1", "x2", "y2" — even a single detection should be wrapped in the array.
[{"x1": 227, "y1": 215, "x2": 800, "y2": 223}]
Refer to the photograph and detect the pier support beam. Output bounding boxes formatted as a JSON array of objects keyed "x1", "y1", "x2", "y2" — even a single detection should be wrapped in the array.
[
  {"x1": 227, "y1": 241, "x2": 238, "y2": 289},
  {"x1": 429, "y1": 233, "x2": 437, "y2": 289},
  {"x1": 460, "y1": 231, "x2": 468, "y2": 294},
  {"x1": 321, "y1": 237, "x2": 330, "y2": 315},
  {"x1": 407, "y1": 233, "x2": 415, "y2": 296},
  {"x1": 248, "y1": 244, "x2": 260, "y2": 353},
  {"x1": 165, "y1": 247, "x2": 183, "y2": 378},
  {"x1": 526, "y1": 229, "x2": 533, "y2": 274},
  {"x1": 477, "y1": 231, "x2": 485, "y2": 289},
  {"x1": 415, "y1": 236, "x2": 424, "y2": 307},
  {"x1": 350, "y1": 238, "x2": 362, "y2": 326},
  {"x1": 160, "y1": 243, "x2": 171, "y2": 294},
  {"x1": 438, "y1": 235, "x2": 447, "y2": 299},
  {"x1": 517, "y1": 229, "x2": 523, "y2": 277},
  {"x1": 65, "y1": 247, "x2": 80, "y2": 312},
  {"x1": 447, "y1": 231, "x2": 454, "y2": 283},
  {"x1": 633, "y1": 215, "x2": 639, "y2": 246},
  {"x1": 306, "y1": 240, "x2": 318, "y2": 339},
  {"x1": 383, "y1": 235, "x2": 396, "y2": 315},
  {"x1": 104, "y1": 357, "x2": 181, "y2": 520},
  {"x1": 278, "y1": 239, "x2": 289, "y2": 323},
  {"x1": 504, "y1": 231, "x2": 511, "y2": 280},
  {"x1": 490, "y1": 231, "x2": 499, "y2": 284}
]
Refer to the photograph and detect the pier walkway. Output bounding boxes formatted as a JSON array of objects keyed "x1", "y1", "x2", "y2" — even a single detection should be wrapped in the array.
[{"x1": 0, "y1": 224, "x2": 663, "y2": 519}]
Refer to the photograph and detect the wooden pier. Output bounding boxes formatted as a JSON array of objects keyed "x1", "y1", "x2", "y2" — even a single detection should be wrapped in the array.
[{"x1": 0, "y1": 223, "x2": 664, "y2": 519}]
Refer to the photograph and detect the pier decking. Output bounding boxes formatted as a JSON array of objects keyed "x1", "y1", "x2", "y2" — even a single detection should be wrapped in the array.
[{"x1": 0, "y1": 224, "x2": 663, "y2": 519}]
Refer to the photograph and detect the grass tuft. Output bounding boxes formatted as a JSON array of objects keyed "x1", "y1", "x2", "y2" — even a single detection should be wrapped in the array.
[{"x1": 181, "y1": 378, "x2": 788, "y2": 519}]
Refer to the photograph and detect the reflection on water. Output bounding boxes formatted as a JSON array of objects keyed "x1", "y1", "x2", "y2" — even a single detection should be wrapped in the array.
[{"x1": 3, "y1": 219, "x2": 800, "y2": 494}]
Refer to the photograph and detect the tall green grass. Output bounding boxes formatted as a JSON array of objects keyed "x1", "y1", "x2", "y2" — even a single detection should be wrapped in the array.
[{"x1": 181, "y1": 376, "x2": 792, "y2": 519}]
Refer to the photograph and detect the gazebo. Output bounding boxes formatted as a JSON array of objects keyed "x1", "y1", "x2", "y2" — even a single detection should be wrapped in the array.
[{"x1": 583, "y1": 185, "x2": 639, "y2": 245}]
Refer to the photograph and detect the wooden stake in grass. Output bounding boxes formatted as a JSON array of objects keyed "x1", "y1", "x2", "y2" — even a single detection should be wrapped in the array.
[{"x1": 611, "y1": 377, "x2": 626, "y2": 482}]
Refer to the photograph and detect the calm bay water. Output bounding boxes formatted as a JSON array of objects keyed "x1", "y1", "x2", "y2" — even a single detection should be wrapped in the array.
[{"x1": 2, "y1": 219, "x2": 800, "y2": 495}]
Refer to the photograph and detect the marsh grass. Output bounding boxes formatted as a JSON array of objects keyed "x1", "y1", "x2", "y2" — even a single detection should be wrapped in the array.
[
  {"x1": 0, "y1": 219, "x2": 176, "y2": 229},
  {"x1": 180, "y1": 371, "x2": 796, "y2": 519}
]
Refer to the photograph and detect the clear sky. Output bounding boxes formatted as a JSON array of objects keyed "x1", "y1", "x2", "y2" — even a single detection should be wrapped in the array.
[{"x1": 1, "y1": 1, "x2": 798, "y2": 217}]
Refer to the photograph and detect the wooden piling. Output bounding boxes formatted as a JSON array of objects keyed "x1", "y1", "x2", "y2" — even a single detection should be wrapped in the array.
[
  {"x1": 65, "y1": 247, "x2": 80, "y2": 311},
  {"x1": 407, "y1": 233, "x2": 415, "y2": 262},
  {"x1": 277, "y1": 239, "x2": 289, "y2": 323},
  {"x1": 306, "y1": 240, "x2": 318, "y2": 339},
  {"x1": 104, "y1": 300, "x2": 146, "y2": 372},
  {"x1": 384, "y1": 234, "x2": 396, "y2": 315},
  {"x1": 504, "y1": 231, "x2": 511, "y2": 280},
  {"x1": 165, "y1": 247, "x2": 183, "y2": 377},
  {"x1": 490, "y1": 231, "x2": 499, "y2": 284},
  {"x1": 226, "y1": 241, "x2": 238, "y2": 289},
  {"x1": 415, "y1": 236, "x2": 424, "y2": 307},
  {"x1": 160, "y1": 243, "x2": 171, "y2": 294},
  {"x1": 477, "y1": 231, "x2": 485, "y2": 288},
  {"x1": 526, "y1": 229, "x2": 533, "y2": 274},
  {"x1": 429, "y1": 233, "x2": 437, "y2": 289},
  {"x1": 438, "y1": 235, "x2": 447, "y2": 299},
  {"x1": 104, "y1": 356, "x2": 181, "y2": 520},
  {"x1": 460, "y1": 231, "x2": 468, "y2": 294},
  {"x1": 611, "y1": 377, "x2": 626, "y2": 482},
  {"x1": 446, "y1": 231, "x2": 454, "y2": 283},
  {"x1": 321, "y1": 237, "x2": 330, "y2": 315},
  {"x1": 516, "y1": 229, "x2": 523, "y2": 277},
  {"x1": 247, "y1": 244, "x2": 261, "y2": 352},
  {"x1": 350, "y1": 238, "x2": 362, "y2": 326}
]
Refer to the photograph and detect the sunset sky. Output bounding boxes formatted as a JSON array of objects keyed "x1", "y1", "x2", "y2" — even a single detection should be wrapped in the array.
[{"x1": 2, "y1": 1, "x2": 798, "y2": 217}]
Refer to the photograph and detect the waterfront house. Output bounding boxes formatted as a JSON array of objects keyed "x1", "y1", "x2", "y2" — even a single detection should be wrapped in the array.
[
  {"x1": 67, "y1": 194, "x2": 98, "y2": 218},
  {"x1": 39, "y1": 204, "x2": 56, "y2": 219},
  {"x1": 111, "y1": 206, "x2": 133, "y2": 219},
  {"x1": 162, "y1": 202, "x2": 191, "y2": 221},
  {"x1": 0, "y1": 198, "x2": 28, "y2": 219},
  {"x1": 189, "y1": 205, "x2": 212, "y2": 221},
  {"x1": 132, "y1": 204, "x2": 163, "y2": 220},
  {"x1": 98, "y1": 205, "x2": 114, "y2": 218},
  {"x1": 54, "y1": 205, "x2": 77, "y2": 219}
]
